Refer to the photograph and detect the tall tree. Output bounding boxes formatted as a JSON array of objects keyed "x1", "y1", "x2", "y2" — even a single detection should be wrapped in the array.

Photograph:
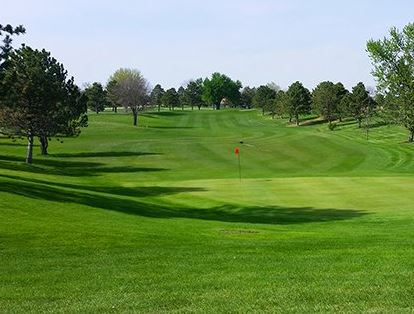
[
  {"x1": 184, "y1": 78, "x2": 204, "y2": 110},
  {"x1": 162, "y1": 88, "x2": 180, "y2": 111},
  {"x1": 84, "y1": 82, "x2": 108, "y2": 114},
  {"x1": 286, "y1": 81, "x2": 311, "y2": 125},
  {"x1": 367, "y1": 23, "x2": 414, "y2": 142},
  {"x1": 106, "y1": 79, "x2": 119, "y2": 113},
  {"x1": 0, "y1": 46, "x2": 87, "y2": 162},
  {"x1": 108, "y1": 68, "x2": 150, "y2": 126},
  {"x1": 348, "y1": 82, "x2": 374, "y2": 128},
  {"x1": 334, "y1": 82, "x2": 349, "y2": 122},
  {"x1": 253, "y1": 85, "x2": 276, "y2": 116},
  {"x1": 312, "y1": 81, "x2": 340, "y2": 125},
  {"x1": 178, "y1": 86, "x2": 187, "y2": 110},
  {"x1": 150, "y1": 84, "x2": 165, "y2": 112},
  {"x1": 274, "y1": 90, "x2": 287, "y2": 118},
  {"x1": 202, "y1": 72, "x2": 242, "y2": 110}
]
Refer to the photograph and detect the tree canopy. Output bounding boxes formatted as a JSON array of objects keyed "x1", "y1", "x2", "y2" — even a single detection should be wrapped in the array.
[
  {"x1": 202, "y1": 73, "x2": 242, "y2": 110},
  {"x1": 84, "y1": 82, "x2": 109, "y2": 114},
  {"x1": 0, "y1": 46, "x2": 87, "y2": 162},
  {"x1": 184, "y1": 79, "x2": 204, "y2": 110},
  {"x1": 0, "y1": 23, "x2": 25, "y2": 66},
  {"x1": 312, "y1": 81, "x2": 340, "y2": 125},
  {"x1": 108, "y1": 68, "x2": 150, "y2": 126},
  {"x1": 150, "y1": 84, "x2": 165, "y2": 112},
  {"x1": 253, "y1": 85, "x2": 276, "y2": 116},
  {"x1": 286, "y1": 81, "x2": 311, "y2": 125},
  {"x1": 162, "y1": 88, "x2": 180, "y2": 111},
  {"x1": 367, "y1": 23, "x2": 414, "y2": 142},
  {"x1": 343, "y1": 82, "x2": 374, "y2": 128}
]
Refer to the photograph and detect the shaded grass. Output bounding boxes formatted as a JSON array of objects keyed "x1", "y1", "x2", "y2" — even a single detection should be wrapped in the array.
[{"x1": 0, "y1": 175, "x2": 368, "y2": 225}]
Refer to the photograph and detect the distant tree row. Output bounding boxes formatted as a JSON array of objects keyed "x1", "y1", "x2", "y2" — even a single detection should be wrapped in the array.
[
  {"x1": 71, "y1": 22, "x2": 414, "y2": 142},
  {"x1": 2, "y1": 22, "x2": 414, "y2": 167}
]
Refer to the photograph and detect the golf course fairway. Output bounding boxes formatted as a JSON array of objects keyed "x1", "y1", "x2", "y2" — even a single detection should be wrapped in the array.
[{"x1": 1, "y1": 109, "x2": 413, "y2": 312}]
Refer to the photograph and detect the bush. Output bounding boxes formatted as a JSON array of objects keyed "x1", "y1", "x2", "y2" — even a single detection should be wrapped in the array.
[{"x1": 328, "y1": 122, "x2": 337, "y2": 131}]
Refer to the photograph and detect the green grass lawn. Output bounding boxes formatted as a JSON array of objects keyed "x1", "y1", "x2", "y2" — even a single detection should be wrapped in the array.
[{"x1": 1, "y1": 109, "x2": 414, "y2": 312}]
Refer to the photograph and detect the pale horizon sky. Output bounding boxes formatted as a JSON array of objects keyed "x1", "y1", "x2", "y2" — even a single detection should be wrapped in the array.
[{"x1": 1, "y1": 0, "x2": 413, "y2": 91}]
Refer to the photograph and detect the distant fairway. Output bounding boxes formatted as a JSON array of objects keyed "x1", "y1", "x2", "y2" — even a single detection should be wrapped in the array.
[{"x1": 1, "y1": 109, "x2": 414, "y2": 312}]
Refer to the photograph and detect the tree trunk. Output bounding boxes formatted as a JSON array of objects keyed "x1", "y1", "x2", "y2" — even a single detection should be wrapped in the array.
[
  {"x1": 26, "y1": 133, "x2": 34, "y2": 164},
  {"x1": 114, "y1": 106, "x2": 117, "y2": 113},
  {"x1": 262, "y1": 107, "x2": 265, "y2": 116},
  {"x1": 216, "y1": 103, "x2": 220, "y2": 110},
  {"x1": 296, "y1": 114, "x2": 300, "y2": 126},
  {"x1": 133, "y1": 109, "x2": 138, "y2": 126},
  {"x1": 40, "y1": 135, "x2": 48, "y2": 155},
  {"x1": 409, "y1": 129, "x2": 414, "y2": 143},
  {"x1": 158, "y1": 104, "x2": 161, "y2": 112}
]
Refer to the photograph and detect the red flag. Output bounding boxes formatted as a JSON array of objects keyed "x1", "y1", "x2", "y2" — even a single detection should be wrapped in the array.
[{"x1": 235, "y1": 147, "x2": 240, "y2": 155}]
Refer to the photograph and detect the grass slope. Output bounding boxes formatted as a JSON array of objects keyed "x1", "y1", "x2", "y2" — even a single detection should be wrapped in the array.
[{"x1": 1, "y1": 109, "x2": 414, "y2": 312}]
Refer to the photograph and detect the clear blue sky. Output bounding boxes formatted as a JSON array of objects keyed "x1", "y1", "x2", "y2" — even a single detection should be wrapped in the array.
[{"x1": 1, "y1": 0, "x2": 413, "y2": 90}]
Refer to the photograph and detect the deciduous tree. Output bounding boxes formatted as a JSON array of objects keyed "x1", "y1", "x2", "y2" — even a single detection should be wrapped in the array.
[
  {"x1": 312, "y1": 81, "x2": 339, "y2": 126},
  {"x1": 253, "y1": 85, "x2": 276, "y2": 116},
  {"x1": 178, "y1": 86, "x2": 187, "y2": 110},
  {"x1": 348, "y1": 82, "x2": 374, "y2": 128},
  {"x1": 286, "y1": 81, "x2": 311, "y2": 125},
  {"x1": 108, "y1": 68, "x2": 150, "y2": 126},
  {"x1": 162, "y1": 88, "x2": 179, "y2": 111},
  {"x1": 240, "y1": 86, "x2": 256, "y2": 109},
  {"x1": 184, "y1": 79, "x2": 204, "y2": 110},
  {"x1": 202, "y1": 73, "x2": 242, "y2": 110},
  {"x1": 84, "y1": 82, "x2": 108, "y2": 114},
  {"x1": 367, "y1": 23, "x2": 414, "y2": 142}
]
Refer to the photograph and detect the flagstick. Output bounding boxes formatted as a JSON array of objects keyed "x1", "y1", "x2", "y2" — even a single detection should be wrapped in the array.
[{"x1": 238, "y1": 152, "x2": 241, "y2": 182}]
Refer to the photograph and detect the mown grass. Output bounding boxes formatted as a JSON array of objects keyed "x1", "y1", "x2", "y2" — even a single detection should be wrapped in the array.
[{"x1": 1, "y1": 109, "x2": 414, "y2": 313}]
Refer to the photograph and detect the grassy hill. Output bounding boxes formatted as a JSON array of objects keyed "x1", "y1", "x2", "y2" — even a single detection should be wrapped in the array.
[{"x1": 1, "y1": 109, "x2": 413, "y2": 312}]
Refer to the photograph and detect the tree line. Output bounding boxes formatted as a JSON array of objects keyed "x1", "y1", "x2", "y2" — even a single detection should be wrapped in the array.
[{"x1": 1, "y1": 22, "x2": 414, "y2": 164}]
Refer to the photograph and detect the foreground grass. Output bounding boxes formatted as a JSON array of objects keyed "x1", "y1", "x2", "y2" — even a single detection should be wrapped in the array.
[{"x1": 1, "y1": 109, "x2": 414, "y2": 312}]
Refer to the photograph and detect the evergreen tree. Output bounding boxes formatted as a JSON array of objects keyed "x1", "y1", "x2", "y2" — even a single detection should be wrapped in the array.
[{"x1": 0, "y1": 46, "x2": 87, "y2": 162}]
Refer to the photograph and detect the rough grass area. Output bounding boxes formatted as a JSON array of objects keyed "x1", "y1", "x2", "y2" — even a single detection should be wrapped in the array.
[{"x1": 1, "y1": 109, "x2": 414, "y2": 312}]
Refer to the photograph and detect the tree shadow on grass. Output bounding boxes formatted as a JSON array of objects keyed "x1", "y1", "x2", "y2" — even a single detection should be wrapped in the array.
[
  {"x1": 0, "y1": 141, "x2": 28, "y2": 147},
  {"x1": 144, "y1": 112, "x2": 186, "y2": 117},
  {"x1": 339, "y1": 120, "x2": 357, "y2": 127},
  {"x1": 0, "y1": 176, "x2": 370, "y2": 225},
  {"x1": 0, "y1": 154, "x2": 168, "y2": 177},
  {"x1": 149, "y1": 126, "x2": 194, "y2": 130},
  {"x1": 0, "y1": 174, "x2": 189, "y2": 198},
  {"x1": 49, "y1": 151, "x2": 161, "y2": 158},
  {"x1": 299, "y1": 118, "x2": 328, "y2": 127},
  {"x1": 369, "y1": 121, "x2": 389, "y2": 129}
]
